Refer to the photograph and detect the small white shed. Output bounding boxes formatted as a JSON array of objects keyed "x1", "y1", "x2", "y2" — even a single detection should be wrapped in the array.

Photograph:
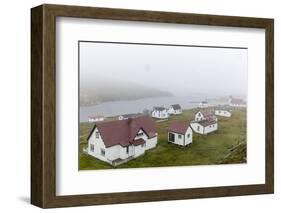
[
  {"x1": 190, "y1": 119, "x2": 218, "y2": 135},
  {"x1": 167, "y1": 122, "x2": 193, "y2": 146}
]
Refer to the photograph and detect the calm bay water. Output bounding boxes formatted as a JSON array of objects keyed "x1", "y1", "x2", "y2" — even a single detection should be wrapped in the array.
[{"x1": 80, "y1": 95, "x2": 226, "y2": 122}]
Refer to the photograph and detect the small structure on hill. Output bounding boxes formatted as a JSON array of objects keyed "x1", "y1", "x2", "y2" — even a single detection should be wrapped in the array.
[{"x1": 167, "y1": 122, "x2": 193, "y2": 146}]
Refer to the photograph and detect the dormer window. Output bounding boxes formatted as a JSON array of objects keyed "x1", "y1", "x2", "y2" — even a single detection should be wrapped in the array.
[{"x1": 137, "y1": 132, "x2": 144, "y2": 137}]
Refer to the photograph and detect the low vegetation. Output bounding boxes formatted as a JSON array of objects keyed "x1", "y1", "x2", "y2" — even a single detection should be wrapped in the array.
[{"x1": 79, "y1": 108, "x2": 247, "y2": 170}]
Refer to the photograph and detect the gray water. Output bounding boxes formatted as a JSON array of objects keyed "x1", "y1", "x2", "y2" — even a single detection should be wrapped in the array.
[{"x1": 80, "y1": 95, "x2": 226, "y2": 122}]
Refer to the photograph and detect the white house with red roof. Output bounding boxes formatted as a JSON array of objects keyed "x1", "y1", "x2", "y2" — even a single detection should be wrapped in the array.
[
  {"x1": 151, "y1": 106, "x2": 169, "y2": 119},
  {"x1": 194, "y1": 109, "x2": 217, "y2": 122},
  {"x1": 190, "y1": 119, "x2": 218, "y2": 135},
  {"x1": 87, "y1": 116, "x2": 158, "y2": 166},
  {"x1": 167, "y1": 122, "x2": 193, "y2": 146}
]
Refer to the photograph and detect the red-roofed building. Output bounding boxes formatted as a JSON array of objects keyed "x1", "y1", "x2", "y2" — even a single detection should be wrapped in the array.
[
  {"x1": 87, "y1": 116, "x2": 158, "y2": 166},
  {"x1": 167, "y1": 122, "x2": 193, "y2": 146},
  {"x1": 194, "y1": 109, "x2": 217, "y2": 122},
  {"x1": 190, "y1": 119, "x2": 218, "y2": 135}
]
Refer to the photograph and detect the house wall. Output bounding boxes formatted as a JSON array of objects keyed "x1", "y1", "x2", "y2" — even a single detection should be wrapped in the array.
[
  {"x1": 152, "y1": 110, "x2": 169, "y2": 118},
  {"x1": 168, "y1": 131, "x2": 183, "y2": 145},
  {"x1": 168, "y1": 108, "x2": 182, "y2": 115},
  {"x1": 167, "y1": 128, "x2": 192, "y2": 146},
  {"x1": 203, "y1": 123, "x2": 218, "y2": 134},
  {"x1": 134, "y1": 144, "x2": 145, "y2": 157},
  {"x1": 215, "y1": 110, "x2": 232, "y2": 117},
  {"x1": 185, "y1": 127, "x2": 193, "y2": 145},
  {"x1": 146, "y1": 136, "x2": 157, "y2": 150},
  {"x1": 88, "y1": 128, "x2": 121, "y2": 163},
  {"x1": 195, "y1": 112, "x2": 204, "y2": 121},
  {"x1": 190, "y1": 122, "x2": 204, "y2": 134}
]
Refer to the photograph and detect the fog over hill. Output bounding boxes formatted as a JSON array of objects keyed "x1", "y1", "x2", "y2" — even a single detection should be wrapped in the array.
[{"x1": 80, "y1": 76, "x2": 173, "y2": 106}]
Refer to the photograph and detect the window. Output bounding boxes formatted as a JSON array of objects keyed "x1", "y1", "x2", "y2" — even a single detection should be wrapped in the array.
[
  {"x1": 101, "y1": 148, "x2": 105, "y2": 156},
  {"x1": 197, "y1": 126, "x2": 200, "y2": 131},
  {"x1": 137, "y1": 132, "x2": 144, "y2": 137},
  {"x1": 169, "y1": 132, "x2": 175, "y2": 142},
  {"x1": 187, "y1": 134, "x2": 190, "y2": 138},
  {"x1": 126, "y1": 146, "x2": 129, "y2": 154},
  {"x1": 178, "y1": 134, "x2": 182, "y2": 139},
  {"x1": 95, "y1": 131, "x2": 99, "y2": 139},
  {"x1": 90, "y1": 144, "x2": 94, "y2": 152}
]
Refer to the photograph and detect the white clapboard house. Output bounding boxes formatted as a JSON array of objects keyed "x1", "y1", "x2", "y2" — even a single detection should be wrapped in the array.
[
  {"x1": 194, "y1": 109, "x2": 217, "y2": 122},
  {"x1": 229, "y1": 97, "x2": 246, "y2": 107},
  {"x1": 167, "y1": 122, "x2": 193, "y2": 146},
  {"x1": 199, "y1": 101, "x2": 208, "y2": 108},
  {"x1": 151, "y1": 106, "x2": 169, "y2": 119},
  {"x1": 214, "y1": 107, "x2": 232, "y2": 118},
  {"x1": 88, "y1": 116, "x2": 105, "y2": 123},
  {"x1": 87, "y1": 116, "x2": 158, "y2": 166},
  {"x1": 168, "y1": 104, "x2": 183, "y2": 115},
  {"x1": 190, "y1": 119, "x2": 218, "y2": 135}
]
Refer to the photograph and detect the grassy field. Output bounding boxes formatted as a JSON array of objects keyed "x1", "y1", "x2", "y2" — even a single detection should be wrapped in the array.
[{"x1": 79, "y1": 108, "x2": 247, "y2": 170}]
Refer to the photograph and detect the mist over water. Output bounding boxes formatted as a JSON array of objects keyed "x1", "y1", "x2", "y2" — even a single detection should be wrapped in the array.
[{"x1": 79, "y1": 42, "x2": 247, "y2": 122}]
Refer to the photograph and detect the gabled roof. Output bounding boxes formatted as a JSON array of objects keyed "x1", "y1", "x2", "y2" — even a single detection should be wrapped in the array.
[
  {"x1": 170, "y1": 104, "x2": 182, "y2": 110},
  {"x1": 198, "y1": 119, "x2": 217, "y2": 127},
  {"x1": 168, "y1": 122, "x2": 190, "y2": 135},
  {"x1": 87, "y1": 116, "x2": 157, "y2": 148},
  {"x1": 197, "y1": 109, "x2": 214, "y2": 118},
  {"x1": 153, "y1": 106, "x2": 166, "y2": 111}
]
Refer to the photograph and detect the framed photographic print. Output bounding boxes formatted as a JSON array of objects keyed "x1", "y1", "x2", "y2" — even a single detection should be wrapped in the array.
[{"x1": 31, "y1": 4, "x2": 274, "y2": 208}]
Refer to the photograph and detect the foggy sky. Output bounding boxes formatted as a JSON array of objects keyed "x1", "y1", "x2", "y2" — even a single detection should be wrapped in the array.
[{"x1": 80, "y1": 42, "x2": 247, "y2": 97}]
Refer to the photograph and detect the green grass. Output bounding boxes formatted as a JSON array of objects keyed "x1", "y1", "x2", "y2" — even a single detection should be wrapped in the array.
[{"x1": 79, "y1": 108, "x2": 247, "y2": 170}]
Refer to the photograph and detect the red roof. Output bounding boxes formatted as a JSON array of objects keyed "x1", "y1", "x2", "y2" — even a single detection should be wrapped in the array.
[
  {"x1": 198, "y1": 109, "x2": 214, "y2": 117},
  {"x1": 87, "y1": 116, "x2": 157, "y2": 148},
  {"x1": 168, "y1": 122, "x2": 190, "y2": 134}
]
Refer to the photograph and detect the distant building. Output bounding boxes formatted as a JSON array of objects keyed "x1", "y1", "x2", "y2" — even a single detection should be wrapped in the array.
[
  {"x1": 87, "y1": 116, "x2": 158, "y2": 166},
  {"x1": 199, "y1": 101, "x2": 208, "y2": 108},
  {"x1": 229, "y1": 97, "x2": 246, "y2": 107},
  {"x1": 194, "y1": 109, "x2": 217, "y2": 122},
  {"x1": 118, "y1": 113, "x2": 140, "y2": 120},
  {"x1": 168, "y1": 104, "x2": 183, "y2": 115},
  {"x1": 215, "y1": 107, "x2": 232, "y2": 118},
  {"x1": 190, "y1": 119, "x2": 218, "y2": 135},
  {"x1": 151, "y1": 107, "x2": 169, "y2": 119},
  {"x1": 88, "y1": 116, "x2": 104, "y2": 123},
  {"x1": 167, "y1": 122, "x2": 193, "y2": 146}
]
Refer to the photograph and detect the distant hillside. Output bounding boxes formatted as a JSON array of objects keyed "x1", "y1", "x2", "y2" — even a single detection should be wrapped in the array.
[{"x1": 80, "y1": 77, "x2": 173, "y2": 106}]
